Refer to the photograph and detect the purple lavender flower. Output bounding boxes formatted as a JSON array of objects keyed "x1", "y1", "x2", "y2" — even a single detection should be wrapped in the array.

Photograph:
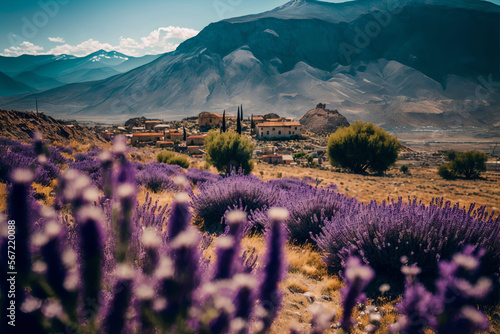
[
  {"x1": 8, "y1": 169, "x2": 34, "y2": 286},
  {"x1": 166, "y1": 192, "x2": 191, "y2": 241},
  {"x1": 213, "y1": 210, "x2": 246, "y2": 280},
  {"x1": 257, "y1": 207, "x2": 289, "y2": 333},
  {"x1": 103, "y1": 264, "x2": 135, "y2": 334},
  {"x1": 434, "y1": 247, "x2": 492, "y2": 334},
  {"x1": 115, "y1": 183, "x2": 137, "y2": 263},
  {"x1": 77, "y1": 205, "x2": 106, "y2": 322},
  {"x1": 391, "y1": 265, "x2": 437, "y2": 334},
  {"x1": 339, "y1": 256, "x2": 374, "y2": 332},
  {"x1": 40, "y1": 220, "x2": 78, "y2": 321}
]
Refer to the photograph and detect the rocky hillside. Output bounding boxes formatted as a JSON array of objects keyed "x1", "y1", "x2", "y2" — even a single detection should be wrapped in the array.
[
  {"x1": 0, "y1": 109, "x2": 106, "y2": 144},
  {"x1": 299, "y1": 103, "x2": 350, "y2": 135}
]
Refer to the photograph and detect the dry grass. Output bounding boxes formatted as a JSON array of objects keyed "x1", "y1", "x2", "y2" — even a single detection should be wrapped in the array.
[
  {"x1": 0, "y1": 183, "x2": 6, "y2": 212},
  {"x1": 254, "y1": 162, "x2": 500, "y2": 215}
]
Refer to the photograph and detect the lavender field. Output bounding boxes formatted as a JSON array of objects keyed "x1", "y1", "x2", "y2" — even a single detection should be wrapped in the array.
[{"x1": 0, "y1": 134, "x2": 498, "y2": 333}]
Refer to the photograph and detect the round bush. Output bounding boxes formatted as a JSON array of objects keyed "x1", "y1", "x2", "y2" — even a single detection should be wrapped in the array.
[
  {"x1": 204, "y1": 131, "x2": 254, "y2": 174},
  {"x1": 327, "y1": 122, "x2": 400, "y2": 174},
  {"x1": 191, "y1": 173, "x2": 279, "y2": 233}
]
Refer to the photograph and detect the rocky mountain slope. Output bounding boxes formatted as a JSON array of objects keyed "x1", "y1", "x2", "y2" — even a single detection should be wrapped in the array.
[
  {"x1": 0, "y1": 109, "x2": 105, "y2": 144},
  {"x1": 0, "y1": 0, "x2": 498, "y2": 128},
  {"x1": 300, "y1": 103, "x2": 350, "y2": 135}
]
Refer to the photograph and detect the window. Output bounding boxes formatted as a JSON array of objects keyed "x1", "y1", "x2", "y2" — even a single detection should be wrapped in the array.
[
  {"x1": 210, "y1": 119, "x2": 212, "y2": 123},
  {"x1": 295, "y1": 127, "x2": 297, "y2": 130},
  {"x1": 278, "y1": 131, "x2": 281, "y2": 135},
  {"x1": 289, "y1": 131, "x2": 291, "y2": 134},
  {"x1": 293, "y1": 131, "x2": 295, "y2": 134},
  {"x1": 272, "y1": 128, "x2": 275, "y2": 131},
  {"x1": 267, "y1": 131, "x2": 269, "y2": 135}
]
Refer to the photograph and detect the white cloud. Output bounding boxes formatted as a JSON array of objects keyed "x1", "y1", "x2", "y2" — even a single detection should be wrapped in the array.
[
  {"x1": 1, "y1": 41, "x2": 44, "y2": 56},
  {"x1": 0, "y1": 26, "x2": 199, "y2": 57},
  {"x1": 48, "y1": 37, "x2": 65, "y2": 43}
]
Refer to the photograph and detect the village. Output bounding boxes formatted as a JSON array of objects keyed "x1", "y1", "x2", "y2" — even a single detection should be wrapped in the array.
[
  {"x1": 94, "y1": 106, "x2": 336, "y2": 167},
  {"x1": 91, "y1": 104, "x2": 500, "y2": 172}
]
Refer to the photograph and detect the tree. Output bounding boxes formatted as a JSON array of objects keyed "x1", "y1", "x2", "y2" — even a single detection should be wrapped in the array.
[
  {"x1": 251, "y1": 114, "x2": 255, "y2": 129},
  {"x1": 327, "y1": 121, "x2": 400, "y2": 174},
  {"x1": 236, "y1": 107, "x2": 242, "y2": 135},
  {"x1": 221, "y1": 110, "x2": 226, "y2": 133},
  {"x1": 205, "y1": 130, "x2": 254, "y2": 174},
  {"x1": 183, "y1": 126, "x2": 187, "y2": 141},
  {"x1": 438, "y1": 150, "x2": 487, "y2": 179},
  {"x1": 240, "y1": 104, "x2": 244, "y2": 121}
]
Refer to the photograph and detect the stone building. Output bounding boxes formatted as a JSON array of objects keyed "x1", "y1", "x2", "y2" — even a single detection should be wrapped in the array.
[
  {"x1": 131, "y1": 133, "x2": 164, "y2": 146},
  {"x1": 145, "y1": 120, "x2": 163, "y2": 131},
  {"x1": 186, "y1": 134, "x2": 207, "y2": 146},
  {"x1": 198, "y1": 112, "x2": 236, "y2": 127},
  {"x1": 256, "y1": 121, "x2": 303, "y2": 139}
]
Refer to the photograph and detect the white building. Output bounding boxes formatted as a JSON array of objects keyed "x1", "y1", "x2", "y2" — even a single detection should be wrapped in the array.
[{"x1": 256, "y1": 121, "x2": 303, "y2": 139}]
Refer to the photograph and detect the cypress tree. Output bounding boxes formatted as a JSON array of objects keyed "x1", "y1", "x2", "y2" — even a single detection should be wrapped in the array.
[
  {"x1": 251, "y1": 114, "x2": 255, "y2": 129},
  {"x1": 236, "y1": 107, "x2": 242, "y2": 135},
  {"x1": 183, "y1": 126, "x2": 187, "y2": 141},
  {"x1": 240, "y1": 104, "x2": 243, "y2": 121},
  {"x1": 221, "y1": 110, "x2": 226, "y2": 133}
]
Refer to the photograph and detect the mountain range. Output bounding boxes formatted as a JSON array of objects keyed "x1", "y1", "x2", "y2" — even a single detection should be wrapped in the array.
[
  {"x1": 0, "y1": 51, "x2": 159, "y2": 95},
  {"x1": 0, "y1": 0, "x2": 499, "y2": 128}
]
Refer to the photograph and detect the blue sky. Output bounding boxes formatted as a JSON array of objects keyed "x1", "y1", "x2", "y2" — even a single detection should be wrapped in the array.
[{"x1": 1, "y1": 0, "x2": 499, "y2": 57}]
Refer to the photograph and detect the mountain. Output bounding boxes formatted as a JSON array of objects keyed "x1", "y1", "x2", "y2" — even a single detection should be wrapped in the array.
[
  {"x1": 0, "y1": 72, "x2": 36, "y2": 96},
  {"x1": 0, "y1": 51, "x2": 160, "y2": 94},
  {"x1": 13, "y1": 72, "x2": 63, "y2": 91},
  {"x1": 0, "y1": 0, "x2": 499, "y2": 128}
]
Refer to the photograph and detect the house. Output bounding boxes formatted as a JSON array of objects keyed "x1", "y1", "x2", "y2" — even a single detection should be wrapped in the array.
[
  {"x1": 170, "y1": 132, "x2": 184, "y2": 142},
  {"x1": 256, "y1": 121, "x2": 304, "y2": 139},
  {"x1": 132, "y1": 126, "x2": 145, "y2": 133},
  {"x1": 131, "y1": 133, "x2": 164, "y2": 146},
  {"x1": 102, "y1": 132, "x2": 114, "y2": 141},
  {"x1": 198, "y1": 112, "x2": 236, "y2": 127},
  {"x1": 186, "y1": 134, "x2": 206, "y2": 146},
  {"x1": 154, "y1": 124, "x2": 170, "y2": 133},
  {"x1": 156, "y1": 141, "x2": 174, "y2": 148},
  {"x1": 187, "y1": 146, "x2": 202, "y2": 155},
  {"x1": 282, "y1": 155, "x2": 294, "y2": 164},
  {"x1": 145, "y1": 120, "x2": 163, "y2": 131},
  {"x1": 262, "y1": 154, "x2": 283, "y2": 164}
]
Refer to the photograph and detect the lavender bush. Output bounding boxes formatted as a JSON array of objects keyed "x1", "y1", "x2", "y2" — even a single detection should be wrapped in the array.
[
  {"x1": 314, "y1": 197, "x2": 500, "y2": 294},
  {"x1": 185, "y1": 167, "x2": 222, "y2": 186},
  {"x1": 191, "y1": 172, "x2": 281, "y2": 233},
  {"x1": 0, "y1": 138, "x2": 61, "y2": 185},
  {"x1": 136, "y1": 162, "x2": 180, "y2": 193}
]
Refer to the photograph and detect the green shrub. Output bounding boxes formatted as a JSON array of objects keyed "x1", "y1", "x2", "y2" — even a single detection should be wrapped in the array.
[
  {"x1": 156, "y1": 151, "x2": 176, "y2": 163},
  {"x1": 400, "y1": 164, "x2": 409, "y2": 174},
  {"x1": 204, "y1": 130, "x2": 254, "y2": 174},
  {"x1": 156, "y1": 151, "x2": 190, "y2": 168},
  {"x1": 439, "y1": 150, "x2": 488, "y2": 180},
  {"x1": 327, "y1": 122, "x2": 400, "y2": 174},
  {"x1": 167, "y1": 155, "x2": 189, "y2": 168},
  {"x1": 437, "y1": 164, "x2": 456, "y2": 180}
]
